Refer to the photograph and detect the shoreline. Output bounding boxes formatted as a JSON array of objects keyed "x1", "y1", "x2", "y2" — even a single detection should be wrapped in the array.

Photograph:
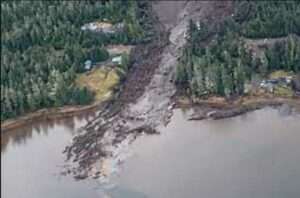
[
  {"x1": 2, "y1": 94, "x2": 299, "y2": 133},
  {"x1": 175, "y1": 95, "x2": 300, "y2": 120},
  {"x1": 0, "y1": 102, "x2": 104, "y2": 133}
]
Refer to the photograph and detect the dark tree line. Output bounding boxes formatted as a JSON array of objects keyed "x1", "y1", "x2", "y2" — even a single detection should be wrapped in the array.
[
  {"x1": 234, "y1": 1, "x2": 300, "y2": 38},
  {"x1": 1, "y1": 1, "x2": 152, "y2": 121}
]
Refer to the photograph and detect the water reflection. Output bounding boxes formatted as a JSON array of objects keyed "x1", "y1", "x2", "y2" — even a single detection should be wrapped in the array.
[
  {"x1": 1, "y1": 111, "x2": 96, "y2": 153},
  {"x1": 1, "y1": 110, "x2": 102, "y2": 198},
  {"x1": 2, "y1": 107, "x2": 300, "y2": 198}
]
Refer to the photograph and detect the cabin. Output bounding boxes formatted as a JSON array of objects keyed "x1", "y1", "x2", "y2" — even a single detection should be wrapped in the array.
[
  {"x1": 112, "y1": 56, "x2": 122, "y2": 65},
  {"x1": 81, "y1": 22, "x2": 124, "y2": 34},
  {"x1": 84, "y1": 60, "x2": 92, "y2": 71},
  {"x1": 81, "y1": 22, "x2": 113, "y2": 33},
  {"x1": 260, "y1": 76, "x2": 293, "y2": 93},
  {"x1": 260, "y1": 80, "x2": 275, "y2": 93}
]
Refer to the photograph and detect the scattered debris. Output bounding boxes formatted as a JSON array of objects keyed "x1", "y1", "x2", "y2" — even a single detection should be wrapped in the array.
[{"x1": 65, "y1": 1, "x2": 237, "y2": 181}]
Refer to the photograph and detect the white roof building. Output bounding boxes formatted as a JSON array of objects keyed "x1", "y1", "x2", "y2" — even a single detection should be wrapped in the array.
[
  {"x1": 84, "y1": 60, "x2": 92, "y2": 70},
  {"x1": 112, "y1": 56, "x2": 122, "y2": 65},
  {"x1": 81, "y1": 22, "x2": 124, "y2": 34}
]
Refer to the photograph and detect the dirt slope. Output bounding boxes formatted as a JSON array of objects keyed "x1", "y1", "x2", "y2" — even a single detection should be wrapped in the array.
[{"x1": 64, "y1": 1, "x2": 234, "y2": 180}]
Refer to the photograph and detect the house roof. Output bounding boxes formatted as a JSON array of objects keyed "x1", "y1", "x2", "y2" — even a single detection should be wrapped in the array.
[{"x1": 85, "y1": 60, "x2": 92, "y2": 64}]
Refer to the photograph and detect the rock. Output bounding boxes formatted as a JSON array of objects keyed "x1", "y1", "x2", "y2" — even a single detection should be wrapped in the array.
[
  {"x1": 74, "y1": 171, "x2": 88, "y2": 180},
  {"x1": 207, "y1": 111, "x2": 217, "y2": 118},
  {"x1": 188, "y1": 114, "x2": 206, "y2": 121}
]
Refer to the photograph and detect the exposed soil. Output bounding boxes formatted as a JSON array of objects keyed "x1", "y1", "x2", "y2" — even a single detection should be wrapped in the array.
[
  {"x1": 64, "y1": 1, "x2": 235, "y2": 180},
  {"x1": 117, "y1": 35, "x2": 168, "y2": 105},
  {"x1": 106, "y1": 44, "x2": 134, "y2": 56}
]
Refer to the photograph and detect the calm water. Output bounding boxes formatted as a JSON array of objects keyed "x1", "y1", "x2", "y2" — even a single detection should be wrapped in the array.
[
  {"x1": 112, "y1": 108, "x2": 300, "y2": 198},
  {"x1": 2, "y1": 108, "x2": 300, "y2": 198},
  {"x1": 1, "y1": 112, "x2": 110, "y2": 198}
]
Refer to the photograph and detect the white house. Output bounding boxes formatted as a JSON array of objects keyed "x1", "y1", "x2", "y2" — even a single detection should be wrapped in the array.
[
  {"x1": 84, "y1": 60, "x2": 92, "y2": 70},
  {"x1": 112, "y1": 56, "x2": 122, "y2": 65},
  {"x1": 81, "y1": 22, "x2": 124, "y2": 34}
]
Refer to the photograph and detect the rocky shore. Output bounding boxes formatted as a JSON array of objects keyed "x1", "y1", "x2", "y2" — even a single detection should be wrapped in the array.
[{"x1": 176, "y1": 96, "x2": 300, "y2": 121}]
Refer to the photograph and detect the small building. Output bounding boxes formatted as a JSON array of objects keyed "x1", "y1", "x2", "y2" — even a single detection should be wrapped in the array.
[
  {"x1": 277, "y1": 77, "x2": 293, "y2": 84},
  {"x1": 84, "y1": 60, "x2": 92, "y2": 71},
  {"x1": 260, "y1": 76, "x2": 294, "y2": 93},
  {"x1": 112, "y1": 56, "x2": 122, "y2": 65},
  {"x1": 260, "y1": 80, "x2": 275, "y2": 93},
  {"x1": 81, "y1": 22, "x2": 124, "y2": 34},
  {"x1": 114, "y1": 23, "x2": 125, "y2": 32}
]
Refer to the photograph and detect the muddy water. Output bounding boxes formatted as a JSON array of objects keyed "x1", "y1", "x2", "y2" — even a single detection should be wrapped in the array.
[
  {"x1": 1, "y1": 113, "x2": 110, "y2": 198},
  {"x1": 2, "y1": 108, "x2": 300, "y2": 198},
  {"x1": 111, "y1": 108, "x2": 300, "y2": 198}
]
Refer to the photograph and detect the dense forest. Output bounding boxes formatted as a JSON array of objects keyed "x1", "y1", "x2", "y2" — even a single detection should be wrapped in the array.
[
  {"x1": 1, "y1": 1, "x2": 152, "y2": 121},
  {"x1": 176, "y1": 1, "x2": 300, "y2": 97}
]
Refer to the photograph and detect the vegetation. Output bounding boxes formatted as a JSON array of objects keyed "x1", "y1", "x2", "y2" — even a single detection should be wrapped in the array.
[
  {"x1": 76, "y1": 68, "x2": 120, "y2": 102},
  {"x1": 176, "y1": 1, "x2": 300, "y2": 98},
  {"x1": 235, "y1": 1, "x2": 300, "y2": 38},
  {"x1": 1, "y1": 1, "x2": 152, "y2": 121}
]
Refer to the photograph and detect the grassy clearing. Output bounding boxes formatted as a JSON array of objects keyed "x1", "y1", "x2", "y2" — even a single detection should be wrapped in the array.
[
  {"x1": 76, "y1": 67, "x2": 120, "y2": 102},
  {"x1": 273, "y1": 86, "x2": 294, "y2": 97},
  {"x1": 269, "y1": 70, "x2": 293, "y2": 79}
]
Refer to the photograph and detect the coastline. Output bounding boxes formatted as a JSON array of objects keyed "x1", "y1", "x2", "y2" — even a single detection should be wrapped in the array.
[
  {"x1": 175, "y1": 95, "x2": 300, "y2": 120},
  {"x1": 3, "y1": 94, "x2": 299, "y2": 134},
  {"x1": 0, "y1": 102, "x2": 103, "y2": 133}
]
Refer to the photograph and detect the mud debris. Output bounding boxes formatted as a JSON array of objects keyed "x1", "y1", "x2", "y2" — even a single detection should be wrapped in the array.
[{"x1": 64, "y1": 1, "x2": 236, "y2": 180}]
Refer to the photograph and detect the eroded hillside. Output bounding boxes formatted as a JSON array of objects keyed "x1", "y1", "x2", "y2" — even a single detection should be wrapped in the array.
[{"x1": 64, "y1": 0, "x2": 235, "y2": 180}]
